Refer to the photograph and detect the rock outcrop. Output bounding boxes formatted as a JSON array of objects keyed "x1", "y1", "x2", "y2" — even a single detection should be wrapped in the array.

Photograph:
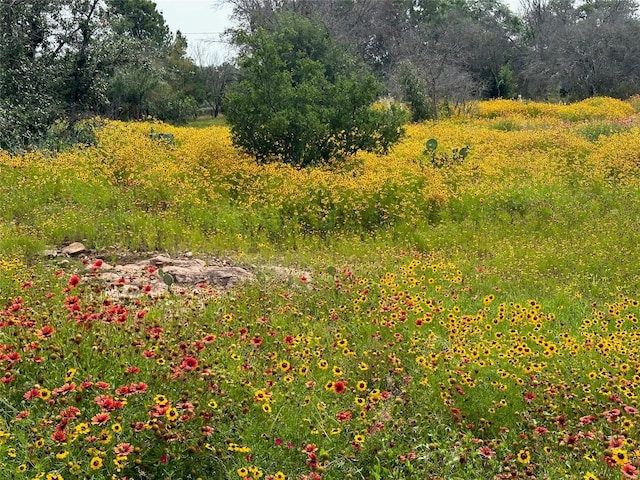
[{"x1": 86, "y1": 254, "x2": 255, "y2": 299}]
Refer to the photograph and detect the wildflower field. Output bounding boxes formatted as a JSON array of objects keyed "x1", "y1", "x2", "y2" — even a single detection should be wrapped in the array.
[{"x1": 3, "y1": 97, "x2": 640, "y2": 480}]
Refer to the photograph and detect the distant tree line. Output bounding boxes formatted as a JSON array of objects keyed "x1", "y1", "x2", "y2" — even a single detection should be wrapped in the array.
[
  {"x1": 2, "y1": 0, "x2": 639, "y2": 151},
  {"x1": 224, "y1": 0, "x2": 640, "y2": 120}
]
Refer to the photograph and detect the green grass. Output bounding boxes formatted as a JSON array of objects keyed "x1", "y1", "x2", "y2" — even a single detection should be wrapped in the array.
[
  {"x1": 2, "y1": 111, "x2": 640, "y2": 479},
  {"x1": 187, "y1": 116, "x2": 227, "y2": 128}
]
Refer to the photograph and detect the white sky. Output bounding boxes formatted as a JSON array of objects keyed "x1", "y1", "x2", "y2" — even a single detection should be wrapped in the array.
[
  {"x1": 154, "y1": 0, "x2": 525, "y2": 65},
  {"x1": 154, "y1": 0, "x2": 236, "y2": 64}
]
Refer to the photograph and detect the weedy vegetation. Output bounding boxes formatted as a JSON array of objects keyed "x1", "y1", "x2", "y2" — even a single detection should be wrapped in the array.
[{"x1": 2, "y1": 97, "x2": 640, "y2": 480}]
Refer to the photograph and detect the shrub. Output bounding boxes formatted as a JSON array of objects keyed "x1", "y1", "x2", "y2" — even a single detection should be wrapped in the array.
[{"x1": 224, "y1": 12, "x2": 407, "y2": 168}]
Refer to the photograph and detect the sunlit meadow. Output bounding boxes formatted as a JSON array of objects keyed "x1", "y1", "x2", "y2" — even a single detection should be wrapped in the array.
[{"x1": 3, "y1": 97, "x2": 640, "y2": 479}]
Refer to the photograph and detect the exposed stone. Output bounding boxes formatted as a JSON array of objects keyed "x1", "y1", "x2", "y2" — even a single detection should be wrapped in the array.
[
  {"x1": 267, "y1": 266, "x2": 313, "y2": 283},
  {"x1": 148, "y1": 255, "x2": 206, "y2": 269},
  {"x1": 147, "y1": 255, "x2": 254, "y2": 288},
  {"x1": 83, "y1": 254, "x2": 255, "y2": 299},
  {"x1": 61, "y1": 242, "x2": 87, "y2": 256}
]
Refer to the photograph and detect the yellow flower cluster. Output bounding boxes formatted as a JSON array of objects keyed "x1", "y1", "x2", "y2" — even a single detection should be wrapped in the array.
[
  {"x1": 476, "y1": 97, "x2": 635, "y2": 121},
  {"x1": 584, "y1": 128, "x2": 640, "y2": 183}
]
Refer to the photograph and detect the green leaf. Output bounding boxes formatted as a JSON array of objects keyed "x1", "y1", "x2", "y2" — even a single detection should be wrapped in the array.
[{"x1": 157, "y1": 268, "x2": 173, "y2": 287}]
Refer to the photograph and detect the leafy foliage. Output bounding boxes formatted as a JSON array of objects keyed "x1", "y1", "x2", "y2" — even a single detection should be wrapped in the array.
[
  {"x1": 0, "y1": 0, "x2": 201, "y2": 152},
  {"x1": 224, "y1": 12, "x2": 407, "y2": 167},
  {"x1": 497, "y1": 63, "x2": 518, "y2": 99},
  {"x1": 395, "y1": 61, "x2": 433, "y2": 122},
  {"x1": 107, "y1": 0, "x2": 171, "y2": 44}
]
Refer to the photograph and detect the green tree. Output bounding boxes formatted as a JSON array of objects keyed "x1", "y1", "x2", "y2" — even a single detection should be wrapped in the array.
[
  {"x1": 103, "y1": 1, "x2": 188, "y2": 122},
  {"x1": 0, "y1": 0, "x2": 202, "y2": 150},
  {"x1": 394, "y1": 60, "x2": 432, "y2": 122},
  {"x1": 0, "y1": 0, "x2": 63, "y2": 150},
  {"x1": 58, "y1": 0, "x2": 110, "y2": 117},
  {"x1": 497, "y1": 63, "x2": 518, "y2": 99},
  {"x1": 106, "y1": 62, "x2": 163, "y2": 119},
  {"x1": 224, "y1": 12, "x2": 407, "y2": 167},
  {"x1": 103, "y1": 31, "x2": 200, "y2": 124},
  {"x1": 194, "y1": 62, "x2": 238, "y2": 118},
  {"x1": 149, "y1": 31, "x2": 200, "y2": 124},
  {"x1": 107, "y1": 0, "x2": 170, "y2": 45}
]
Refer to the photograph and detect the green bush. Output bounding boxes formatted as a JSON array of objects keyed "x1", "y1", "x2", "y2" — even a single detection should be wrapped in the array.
[
  {"x1": 575, "y1": 121, "x2": 626, "y2": 142},
  {"x1": 224, "y1": 12, "x2": 407, "y2": 167}
]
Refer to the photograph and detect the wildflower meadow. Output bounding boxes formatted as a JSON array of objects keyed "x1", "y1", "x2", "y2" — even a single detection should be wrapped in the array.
[{"x1": 3, "y1": 97, "x2": 640, "y2": 480}]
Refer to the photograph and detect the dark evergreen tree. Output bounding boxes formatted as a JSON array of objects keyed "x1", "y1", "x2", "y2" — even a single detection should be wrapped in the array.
[{"x1": 224, "y1": 12, "x2": 407, "y2": 167}]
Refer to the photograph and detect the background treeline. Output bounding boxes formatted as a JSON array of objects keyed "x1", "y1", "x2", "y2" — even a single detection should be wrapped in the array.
[
  {"x1": 2, "y1": 0, "x2": 640, "y2": 151},
  {"x1": 227, "y1": 0, "x2": 640, "y2": 120}
]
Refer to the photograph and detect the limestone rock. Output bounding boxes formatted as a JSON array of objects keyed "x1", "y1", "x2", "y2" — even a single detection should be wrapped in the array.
[
  {"x1": 83, "y1": 254, "x2": 255, "y2": 299},
  {"x1": 61, "y1": 242, "x2": 87, "y2": 256},
  {"x1": 268, "y1": 266, "x2": 313, "y2": 283},
  {"x1": 147, "y1": 255, "x2": 254, "y2": 288}
]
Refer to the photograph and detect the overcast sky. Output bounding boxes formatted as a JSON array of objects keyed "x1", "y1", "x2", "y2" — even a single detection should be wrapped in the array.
[
  {"x1": 154, "y1": 0, "x2": 524, "y2": 65},
  {"x1": 154, "y1": 0, "x2": 236, "y2": 64}
]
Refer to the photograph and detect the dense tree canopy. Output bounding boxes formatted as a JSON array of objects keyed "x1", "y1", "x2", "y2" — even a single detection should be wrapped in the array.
[
  {"x1": 521, "y1": 0, "x2": 640, "y2": 98},
  {"x1": 225, "y1": 0, "x2": 640, "y2": 111},
  {"x1": 108, "y1": 0, "x2": 171, "y2": 44}
]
